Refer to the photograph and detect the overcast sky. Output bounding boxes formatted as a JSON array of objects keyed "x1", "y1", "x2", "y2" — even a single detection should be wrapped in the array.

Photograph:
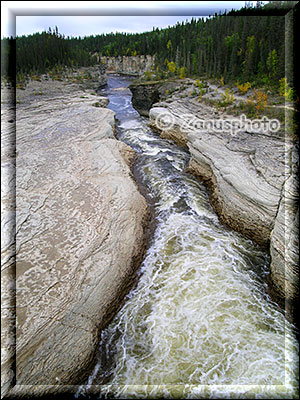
[{"x1": 2, "y1": 1, "x2": 250, "y2": 38}]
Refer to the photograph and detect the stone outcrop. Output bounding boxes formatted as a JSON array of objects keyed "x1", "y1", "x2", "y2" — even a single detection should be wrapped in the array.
[
  {"x1": 1, "y1": 86, "x2": 16, "y2": 398},
  {"x1": 129, "y1": 82, "x2": 161, "y2": 116},
  {"x1": 270, "y1": 144, "x2": 299, "y2": 319},
  {"x1": 1, "y1": 83, "x2": 149, "y2": 397},
  {"x1": 101, "y1": 55, "x2": 155, "y2": 76},
  {"x1": 81, "y1": 64, "x2": 107, "y2": 88},
  {"x1": 144, "y1": 83, "x2": 298, "y2": 322},
  {"x1": 15, "y1": 67, "x2": 107, "y2": 107},
  {"x1": 128, "y1": 79, "x2": 187, "y2": 117},
  {"x1": 149, "y1": 103, "x2": 287, "y2": 246}
]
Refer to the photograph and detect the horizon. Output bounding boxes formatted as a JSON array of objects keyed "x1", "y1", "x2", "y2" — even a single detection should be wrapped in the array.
[{"x1": 2, "y1": 1, "x2": 258, "y2": 39}]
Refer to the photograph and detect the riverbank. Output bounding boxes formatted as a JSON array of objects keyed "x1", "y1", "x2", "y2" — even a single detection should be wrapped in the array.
[
  {"x1": 1, "y1": 74, "x2": 150, "y2": 398},
  {"x1": 129, "y1": 77, "x2": 299, "y2": 324},
  {"x1": 79, "y1": 74, "x2": 298, "y2": 400}
]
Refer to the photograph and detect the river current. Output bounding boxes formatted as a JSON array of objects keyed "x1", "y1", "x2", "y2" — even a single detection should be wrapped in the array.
[{"x1": 77, "y1": 75, "x2": 298, "y2": 399}]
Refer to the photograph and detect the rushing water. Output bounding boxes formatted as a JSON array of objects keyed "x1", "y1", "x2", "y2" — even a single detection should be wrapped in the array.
[{"x1": 77, "y1": 75, "x2": 298, "y2": 399}]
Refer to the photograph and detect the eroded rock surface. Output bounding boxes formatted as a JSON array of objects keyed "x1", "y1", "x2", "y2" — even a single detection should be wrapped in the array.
[
  {"x1": 129, "y1": 82, "x2": 161, "y2": 116},
  {"x1": 147, "y1": 92, "x2": 298, "y2": 320},
  {"x1": 101, "y1": 55, "x2": 155, "y2": 76},
  {"x1": 270, "y1": 144, "x2": 299, "y2": 319},
  {"x1": 1, "y1": 83, "x2": 148, "y2": 396},
  {"x1": 128, "y1": 80, "x2": 188, "y2": 117},
  {"x1": 1, "y1": 86, "x2": 16, "y2": 398}
]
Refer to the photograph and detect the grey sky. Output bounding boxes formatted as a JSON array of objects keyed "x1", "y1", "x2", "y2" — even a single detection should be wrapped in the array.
[
  {"x1": 15, "y1": 15, "x2": 213, "y2": 38},
  {"x1": 2, "y1": 2, "x2": 250, "y2": 38}
]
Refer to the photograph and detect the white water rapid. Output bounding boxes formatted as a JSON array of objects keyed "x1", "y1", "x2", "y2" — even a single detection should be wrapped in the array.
[{"x1": 77, "y1": 75, "x2": 298, "y2": 399}]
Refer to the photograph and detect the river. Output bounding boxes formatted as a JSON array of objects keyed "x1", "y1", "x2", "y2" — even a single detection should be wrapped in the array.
[{"x1": 77, "y1": 75, "x2": 298, "y2": 399}]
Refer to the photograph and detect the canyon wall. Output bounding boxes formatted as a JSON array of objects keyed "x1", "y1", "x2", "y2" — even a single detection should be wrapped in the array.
[
  {"x1": 101, "y1": 55, "x2": 155, "y2": 76},
  {"x1": 130, "y1": 79, "x2": 299, "y2": 322}
]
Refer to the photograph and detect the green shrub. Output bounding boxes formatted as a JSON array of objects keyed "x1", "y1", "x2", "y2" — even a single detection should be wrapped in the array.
[
  {"x1": 179, "y1": 66, "x2": 187, "y2": 79},
  {"x1": 220, "y1": 88, "x2": 235, "y2": 105},
  {"x1": 279, "y1": 77, "x2": 294, "y2": 101},
  {"x1": 236, "y1": 81, "x2": 251, "y2": 94},
  {"x1": 144, "y1": 70, "x2": 152, "y2": 81},
  {"x1": 195, "y1": 79, "x2": 204, "y2": 89}
]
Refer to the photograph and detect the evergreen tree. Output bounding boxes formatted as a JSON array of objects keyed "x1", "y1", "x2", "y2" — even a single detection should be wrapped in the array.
[{"x1": 2, "y1": 0, "x2": 296, "y2": 88}]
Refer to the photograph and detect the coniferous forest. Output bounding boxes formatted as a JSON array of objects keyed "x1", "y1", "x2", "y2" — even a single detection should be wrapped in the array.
[{"x1": 1, "y1": 1, "x2": 298, "y2": 93}]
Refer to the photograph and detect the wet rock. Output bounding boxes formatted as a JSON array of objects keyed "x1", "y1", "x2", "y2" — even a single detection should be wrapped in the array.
[
  {"x1": 129, "y1": 82, "x2": 161, "y2": 116},
  {"x1": 148, "y1": 96, "x2": 298, "y2": 319},
  {"x1": 129, "y1": 80, "x2": 188, "y2": 117},
  {"x1": 148, "y1": 107, "x2": 187, "y2": 147},
  {"x1": 1, "y1": 85, "x2": 148, "y2": 396}
]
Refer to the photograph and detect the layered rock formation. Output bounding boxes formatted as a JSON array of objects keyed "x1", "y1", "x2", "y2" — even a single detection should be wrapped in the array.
[
  {"x1": 270, "y1": 144, "x2": 299, "y2": 317},
  {"x1": 101, "y1": 55, "x2": 155, "y2": 76},
  {"x1": 129, "y1": 79, "x2": 185, "y2": 116},
  {"x1": 143, "y1": 84, "x2": 298, "y2": 322},
  {"x1": 1, "y1": 86, "x2": 16, "y2": 398},
  {"x1": 129, "y1": 81, "x2": 161, "y2": 116},
  {"x1": 1, "y1": 83, "x2": 149, "y2": 397}
]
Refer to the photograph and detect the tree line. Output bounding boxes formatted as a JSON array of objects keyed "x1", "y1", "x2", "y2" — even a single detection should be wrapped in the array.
[
  {"x1": 1, "y1": 26, "x2": 97, "y2": 83},
  {"x1": 1, "y1": 1, "x2": 298, "y2": 89}
]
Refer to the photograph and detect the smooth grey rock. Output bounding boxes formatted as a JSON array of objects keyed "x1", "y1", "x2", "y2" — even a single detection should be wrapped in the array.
[
  {"x1": 149, "y1": 101, "x2": 287, "y2": 244},
  {"x1": 149, "y1": 96, "x2": 298, "y2": 318},
  {"x1": 1, "y1": 87, "x2": 16, "y2": 397},
  {"x1": 1, "y1": 86, "x2": 148, "y2": 396},
  {"x1": 270, "y1": 144, "x2": 299, "y2": 320}
]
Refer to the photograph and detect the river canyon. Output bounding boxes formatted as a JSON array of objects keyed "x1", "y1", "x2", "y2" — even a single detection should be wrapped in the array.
[
  {"x1": 1, "y1": 72, "x2": 298, "y2": 399},
  {"x1": 77, "y1": 75, "x2": 298, "y2": 399}
]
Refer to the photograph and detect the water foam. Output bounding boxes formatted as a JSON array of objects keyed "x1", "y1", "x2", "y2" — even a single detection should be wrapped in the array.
[{"x1": 81, "y1": 76, "x2": 299, "y2": 399}]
